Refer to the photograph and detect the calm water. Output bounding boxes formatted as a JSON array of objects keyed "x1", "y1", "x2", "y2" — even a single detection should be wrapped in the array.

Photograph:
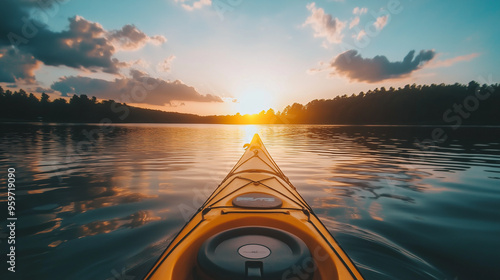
[{"x1": 1, "y1": 123, "x2": 500, "y2": 280}]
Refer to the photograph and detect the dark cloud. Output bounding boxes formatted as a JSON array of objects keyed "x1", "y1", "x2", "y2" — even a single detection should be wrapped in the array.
[
  {"x1": 0, "y1": 48, "x2": 40, "y2": 84},
  {"x1": 25, "y1": 16, "x2": 121, "y2": 73},
  {"x1": 0, "y1": 0, "x2": 166, "y2": 80},
  {"x1": 34, "y1": 86, "x2": 55, "y2": 93},
  {"x1": 51, "y1": 69, "x2": 223, "y2": 105},
  {"x1": 321, "y1": 49, "x2": 436, "y2": 83},
  {"x1": 0, "y1": 0, "x2": 33, "y2": 46}
]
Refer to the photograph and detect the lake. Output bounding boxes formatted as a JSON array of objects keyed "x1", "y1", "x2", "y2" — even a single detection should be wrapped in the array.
[{"x1": 0, "y1": 123, "x2": 499, "y2": 279}]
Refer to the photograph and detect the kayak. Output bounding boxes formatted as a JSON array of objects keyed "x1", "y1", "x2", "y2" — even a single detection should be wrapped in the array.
[{"x1": 144, "y1": 134, "x2": 364, "y2": 280}]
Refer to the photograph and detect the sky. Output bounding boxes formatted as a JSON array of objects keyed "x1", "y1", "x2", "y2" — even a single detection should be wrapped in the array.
[{"x1": 1, "y1": 0, "x2": 499, "y2": 115}]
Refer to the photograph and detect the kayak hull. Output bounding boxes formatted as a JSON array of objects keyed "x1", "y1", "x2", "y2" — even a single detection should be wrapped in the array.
[{"x1": 145, "y1": 134, "x2": 364, "y2": 280}]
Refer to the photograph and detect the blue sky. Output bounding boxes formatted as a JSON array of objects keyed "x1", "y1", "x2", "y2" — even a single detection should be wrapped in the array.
[{"x1": 1, "y1": 0, "x2": 499, "y2": 115}]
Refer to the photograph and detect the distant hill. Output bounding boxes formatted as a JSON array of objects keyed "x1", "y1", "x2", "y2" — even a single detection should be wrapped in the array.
[{"x1": 1, "y1": 81, "x2": 499, "y2": 125}]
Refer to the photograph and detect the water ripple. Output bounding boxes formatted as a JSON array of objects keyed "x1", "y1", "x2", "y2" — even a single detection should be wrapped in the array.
[{"x1": 1, "y1": 123, "x2": 499, "y2": 279}]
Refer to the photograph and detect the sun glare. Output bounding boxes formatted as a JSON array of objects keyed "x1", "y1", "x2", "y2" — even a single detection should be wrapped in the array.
[
  {"x1": 243, "y1": 125, "x2": 261, "y2": 143},
  {"x1": 235, "y1": 89, "x2": 275, "y2": 115}
]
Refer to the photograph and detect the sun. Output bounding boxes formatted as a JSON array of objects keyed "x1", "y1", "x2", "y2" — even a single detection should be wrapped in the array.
[{"x1": 235, "y1": 89, "x2": 275, "y2": 115}]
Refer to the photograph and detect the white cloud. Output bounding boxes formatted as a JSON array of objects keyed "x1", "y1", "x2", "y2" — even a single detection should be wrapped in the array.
[
  {"x1": 131, "y1": 59, "x2": 150, "y2": 68},
  {"x1": 374, "y1": 15, "x2": 389, "y2": 30},
  {"x1": 427, "y1": 53, "x2": 480, "y2": 68},
  {"x1": 157, "y1": 55, "x2": 176, "y2": 72},
  {"x1": 180, "y1": 0, "x2": 212, "y2": 11},
  {"x1": 353, "y1": 7, "x2": 368, "y2": 15},
  {"x1": 353, "y1": 30, "x2": 366, "y2": 41},
  {"x1": 303, "y1": 2, "x2": 346, "y2": 45},
  {"x1": 349, "y1": 16, "x2": 360, "y2": 29}
]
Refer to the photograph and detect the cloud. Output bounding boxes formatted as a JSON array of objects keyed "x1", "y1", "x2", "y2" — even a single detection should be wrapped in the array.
[
  {"x1": 374, "y1": 15, "x2": 389, "y2": 30},
  {"x1": 0, "y1": 0, "x2": 166, "y2": 78},
  {"x1": 316, "y1": 49, "x2": 436, "y2": 83},
  {"x1": 353, "y1": 7, "x2": 368, "y2": 15},
  {"x1": 0, "y1": 48, "x2": 41, "y2": 84},
  {"x1": 303, "y1": 2, "x2": 346, "y2": 45},
  {"x1": 353, "y1": 29, "x2": 366, "y2": 41},
  {"x1": 34, "y1": 86, "x2": 55, "y2": 93},
  {"x1": 50, "y1": 69, "x2": 223, "y2": 105},
  {"x1": 176, "y1": 0, "x2": 212, "y2": 11},
  {"x1": 157, "y1": 55, "x2": 176, "y2": 73},
  {"x1": 0, "y1": 0, "x2": 31, "y2": 46},
  {"x1": 349, "y1": 16, "x2": 360, "y2": 29},
  {"x1": 351, "y1": 15, "x2": 388, "y2": 42},
  {"x1": 108, "y1": 24, "x2": 166, "y2": 50},
  {"x1": 25, "y1": 16, "x2": 122, "y2": 73},
  {"x1": 428, "y1": 53, "x2": 480, "y2": 68}
]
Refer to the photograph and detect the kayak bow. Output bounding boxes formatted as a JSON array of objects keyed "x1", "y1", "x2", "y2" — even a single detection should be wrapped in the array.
[{"x1": 145, "y1": 134, "x2": 364, "y2": 280}]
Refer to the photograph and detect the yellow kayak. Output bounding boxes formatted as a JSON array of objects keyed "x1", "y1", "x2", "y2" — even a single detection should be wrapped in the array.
[{"x1": 145, "y1": 134, "x2": 364, "y2": 280}]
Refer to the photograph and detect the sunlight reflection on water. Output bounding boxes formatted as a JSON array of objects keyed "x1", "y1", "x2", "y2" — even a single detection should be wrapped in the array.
[{"x1": 0, "y1": 123, "x2": 499, "y2": 279}]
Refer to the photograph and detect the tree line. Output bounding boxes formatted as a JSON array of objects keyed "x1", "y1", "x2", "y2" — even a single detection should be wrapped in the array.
[
  {"x1": 279, "y1": 81, "x2": 500, "y2": 125},
  {"x1": 0, "y1": 88, "x2": 204, "y2": 123},
  {"x1": 1, "y1": 81, "x2": 499, "y2": 125}
]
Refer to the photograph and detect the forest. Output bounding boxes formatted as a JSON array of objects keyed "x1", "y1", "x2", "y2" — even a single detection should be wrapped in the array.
[{"x1": 1, "y1": 81, "x2": 499, "y2": 125}]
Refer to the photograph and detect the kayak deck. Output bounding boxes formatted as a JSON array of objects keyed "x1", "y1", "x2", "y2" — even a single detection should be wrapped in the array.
[{"x1": 145, "y1": 134, "x2": 364, "y2": 280}]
